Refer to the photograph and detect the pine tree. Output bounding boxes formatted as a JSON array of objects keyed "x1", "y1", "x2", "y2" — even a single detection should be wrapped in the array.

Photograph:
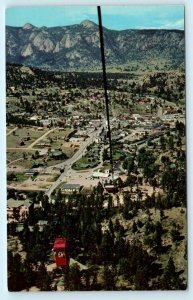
[
  {"x1": 170, "y1": 224, "x2": 181, "y2": 243},
  {"x1": 20, "y1": 220, "x2": 30, "y2": 251},
  {"x1": 68, "y1": 264, "x2": 81, "y2": 291},
  {"x1": 161, "y1": 257, "x2": 185, "y2": 290},
  {"x1": 36, "y1": 263, "x2": 51, "y2": 291},
  {"x1": 132, "y1": 221, "x2": 138, "y2": 233},
  {"x1": 100, "y1": 231, "x2": 114, "y2": 263},
  {"x1": 102, "y1": 265, "x2": 116, "y2": 290},
  {"x1": 134, "y1": 266, "x2": 149, "y2": 290},
  {"x1": 8, "y1": 252, "x2": 25, "y2": 291},
  {"x1": 22, "y1": 255, "x2": 35, "y2": 289}
]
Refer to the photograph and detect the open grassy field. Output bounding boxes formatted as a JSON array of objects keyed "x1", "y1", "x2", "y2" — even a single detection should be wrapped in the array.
[
  {"x1": 6, "y1": 125, "x2": 18, "y2": 134},
  {"x1": 16, "y1": 159, "x2": 35, "y2": 169},
  {"x1": 7, "y1": 145, "x2": 75, "y2": 169},
  {"x1": 46, "y1": 129, "x2": 74, "y2": 140},
  {"x1": 113, "y1": 149, "x2": 125, "y2": 161},
  {"x1": 72, "y1": 156, "x2": 99, "y2": 170},
  {"x1": 7, "y1": 127, "x2": 48, "y2": 148},
  {"x1": 34, "y1": 174, "x2": 60, "y2": 183},
  {"x1": 7, "y1": 150, "x2": 25, "y2": 162},
  {"x1": 72, "y1": 143, "x2": 100, "y2": 170},
  {"x1": 7, "y1": 172, "x2": 29, "y2": 183},
  {"x1": 7, "y1": 149, "x2": 36, "y2": 163},
  {"x1": 35, "y1": 129, "x2": 76, "y2": 157}
]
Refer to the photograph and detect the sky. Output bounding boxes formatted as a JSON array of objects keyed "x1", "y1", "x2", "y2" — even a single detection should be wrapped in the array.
[{"x1": 6, "y1": 5, "x2": 184, "y2": 30}]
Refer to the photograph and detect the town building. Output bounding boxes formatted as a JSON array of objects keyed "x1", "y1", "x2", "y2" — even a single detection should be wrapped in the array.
[{"x1": 61, "y1": 183, "x2": 82, "y2": 193}]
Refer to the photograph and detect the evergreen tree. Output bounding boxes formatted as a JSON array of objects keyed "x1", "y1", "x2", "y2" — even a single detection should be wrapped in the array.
[
  {"x1": 22, "y1": 255, "x2": 35, "y2": 290},
  {"x1": 161, "y1": 257, "x2": 185, "y2": 290},
  {"x1": 114, "y1": 233, "x2": 127, "y2": 262},
  {"x1": 132, "y1": 221, "x2": 138, "y2": 233},
  {"x1": 20, "y1": 220, "x2": 30, "y2": 251},
  {"x1": 8, "y1": 252, "x2": 25, "y2": 291},
  {"x1": 118, "y1": 257, "x2": 130, "y2": 278},
  {"x1": 36, "y1": 263, "x2": 51, "y2": 291},
  {"x1": 100, "y1": 231, "x2": 114, "y2": 263},
  {"x1": 68, "y1": 264, "x2": 81, "y2": 291},
  {"x1": 102, "y1": 265, "x2": 116, "y2": 290},
  {"x1": 134, "y1": 266, "x2": 149, "y2": 290},
  {"x1": 170, "y1": 224, "x2": 181, "y2": 243},
  {"x1": 153, "y1": 221, "x2": 163, "y2": 251},
  {"x1": 7, "y1": 222, "x2": 17, "y2": 236}
]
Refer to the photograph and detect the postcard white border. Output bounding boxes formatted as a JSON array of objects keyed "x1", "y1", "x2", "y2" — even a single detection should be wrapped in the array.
[{"x1": 1, "y1": 0, "x2": 193, "y2": 299}]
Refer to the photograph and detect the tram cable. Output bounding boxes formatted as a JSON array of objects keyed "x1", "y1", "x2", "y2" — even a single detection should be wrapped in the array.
[
  {"x1": 97, "y1": 6, "x2": 114, "y2": 180},
  {"x1": 53, "y1": 8, "x2": 115, "y2": 272}
]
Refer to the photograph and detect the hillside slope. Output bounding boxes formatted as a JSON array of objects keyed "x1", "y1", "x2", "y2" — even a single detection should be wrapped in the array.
[{"x1": 6, "y1": 20, "x2": 184, "y2": 71}]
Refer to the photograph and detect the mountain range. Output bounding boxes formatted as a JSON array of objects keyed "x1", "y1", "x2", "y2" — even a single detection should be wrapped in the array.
[{"x1": 6, "y1": 20, "x2": 185, "y2": 71}]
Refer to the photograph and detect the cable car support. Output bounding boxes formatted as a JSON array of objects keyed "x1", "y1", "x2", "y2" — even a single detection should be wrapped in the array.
[{"x1": 97, "y1": 6, "x2": 114, "y2": 180}]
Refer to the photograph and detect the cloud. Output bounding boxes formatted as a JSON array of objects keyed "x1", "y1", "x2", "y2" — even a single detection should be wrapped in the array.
[{"x1": 160, "y1": 18, "x2": 184, "y2": 29}]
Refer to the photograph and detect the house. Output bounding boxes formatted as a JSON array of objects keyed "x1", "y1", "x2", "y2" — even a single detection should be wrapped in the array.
[
  {"x1": 37, "y1": 220, "x2": 48, "y2": 226},
  {"x1": 32, "y1": 159, "x2": 45, "y2": 168},
  {"x1": 36, "y1": 143, "x2": 51, "y2": 148},
  {"x1": 38, "y1": 149, "x2": 48, "y2": 157},
  {"x1": 61, "y1": 184, "x2": 82, "y2": 193},
  {"x1": 40, "y1": 119, "x2": 51, "y2": 127},
  {"x1": 20, "y1": 200, "x2": 33, "y2": 219},
  {"x1": 92, "y1": 170, "x2": 109, "y2": 179},
  {"x1": 37, "y1": 220, "x2": 48, "y2": 231},
  {"x1": 104, "y1": 185, "x2": 118, "y2": 193},
  {"x1": 25, "y1": 169, "x2": 38, "y2": 176},
  {"x1": 7, "y1": 199, "x2": 24, "y2": 219},
  {"x1": 69, "y1": 137, "x2": 85, "y2": 142},
  {"x1": 49, "y1": 150, "x2": 67, "y2": 160},
  {"x1": 132, "y1": 114, "x2": 141, "y2": 120},
  {"x1": 15, "y1": 223, "x2": 33, "y2": 233},
  {"x1": 7, "y1": 199, "x2": 33, "y2": 220},
  {"x1": 29, "y1": 115, "x2": 39, "y2": 121}
]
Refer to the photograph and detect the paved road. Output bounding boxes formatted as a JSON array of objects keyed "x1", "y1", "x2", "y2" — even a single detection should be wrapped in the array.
[{"x1": 46, "y1": 125, "x2": 104, "y2": 198}]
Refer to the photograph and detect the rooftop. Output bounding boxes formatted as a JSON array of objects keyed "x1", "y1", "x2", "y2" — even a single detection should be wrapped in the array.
[
  {"x1": 7, "y1": 199, "x2": 24, "y2": 208},
  {"x1": 61, "y1": 184, "x2": 81, "y2": 190}
]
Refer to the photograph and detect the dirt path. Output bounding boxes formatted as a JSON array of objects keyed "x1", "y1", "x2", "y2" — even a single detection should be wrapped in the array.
[
  {"x1": 27, "y1": 128, "x2": 56, "y2": 149},
  {"x1": 7, "y1": 158, "x2": 23, "y2": 166},
  {"x1": 6, "y1": 127, "x2": 18, "y2": 136},
  {"x1": 7, "y1": 184, "x2": 47, "y2": 192},
  {"x1": 7, "y1": 147, "x2": 40, "y2": 151}
]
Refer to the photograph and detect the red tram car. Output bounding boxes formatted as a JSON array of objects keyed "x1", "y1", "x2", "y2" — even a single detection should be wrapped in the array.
[{"x1": 53, "y1": 237, "x2": 69, "y2": 267}]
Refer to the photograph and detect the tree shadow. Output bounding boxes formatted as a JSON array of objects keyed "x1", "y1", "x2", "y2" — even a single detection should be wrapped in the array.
[
  {"x1": 176, "y1": 235, "x2": 185, "y2": 242},
  {"x1": 160, "y1": 244, "x2": 172, "y2": 253},
  {"x1": 150, "y1": 262, "x2": 163, "y2": 277},
  {"x1": 153, "y1": 244, "x2": 172, "y2": 254}
]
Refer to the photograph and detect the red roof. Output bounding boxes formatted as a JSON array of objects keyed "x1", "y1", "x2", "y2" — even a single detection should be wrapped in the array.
[{"x1": 53, "y1": 237, "x2": 67, "y2": 250}]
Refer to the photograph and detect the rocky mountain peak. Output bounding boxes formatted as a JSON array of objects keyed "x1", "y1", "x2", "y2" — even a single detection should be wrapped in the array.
[
  {"x1": 80, "y1": 19, "x2": 97, "y2": 28},
  {"x1": 6, "y1": 22, "x2": 185, "y2": 71},
  {"x1": 23, "y1": 23, "x2": 35, "y2": 30}
]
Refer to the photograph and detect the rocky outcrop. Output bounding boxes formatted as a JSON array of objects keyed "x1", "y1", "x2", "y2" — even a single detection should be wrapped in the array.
[{"x1": 6, "y1": 20, "x2": 185, "y2": 71}]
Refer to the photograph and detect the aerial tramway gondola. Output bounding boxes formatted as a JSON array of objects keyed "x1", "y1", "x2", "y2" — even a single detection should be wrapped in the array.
[{"x1": 53, "y1": 237, "x2": 69, "y2": 267}]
